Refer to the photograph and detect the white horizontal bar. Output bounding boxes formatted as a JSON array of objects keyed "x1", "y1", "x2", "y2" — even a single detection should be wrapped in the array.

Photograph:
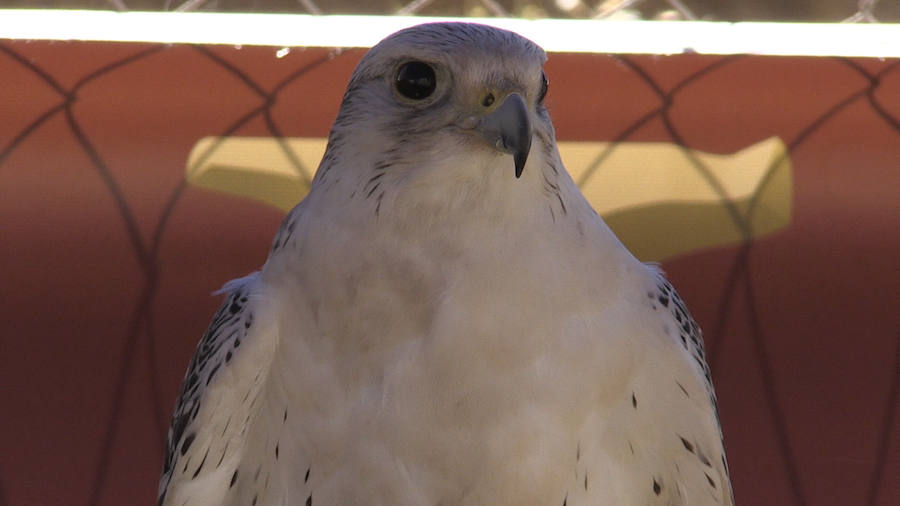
[{"x1": 0, "y1": 10, "x2": 898, "y2": 57}]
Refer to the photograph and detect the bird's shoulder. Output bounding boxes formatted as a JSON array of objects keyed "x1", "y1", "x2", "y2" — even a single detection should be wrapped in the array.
[
  {"x1": 620, "y1": 264, "x2": 733, "y2": 505},
  {"x1": 645, "y1": 267, "x2": 715, "y2": 402},
  {"x1": 158, "y1": 272, "x2": 279, "y2": 506}
]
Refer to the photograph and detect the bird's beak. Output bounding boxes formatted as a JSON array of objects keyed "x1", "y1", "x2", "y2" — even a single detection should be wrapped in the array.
[{"x1": 477, "y1": 93, "x2": 532, "y2": 178}]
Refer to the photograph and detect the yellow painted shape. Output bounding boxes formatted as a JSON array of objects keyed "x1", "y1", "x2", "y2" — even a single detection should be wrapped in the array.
[
  {"x1": 186, "y1": 136, "x2": 792, "y2": 261},
  {"x1": 186, "y1": 136, "x2": 322, "y2": 212},
  {"x1": 569, "y1": 137, "x2": 792, "y2": 260}
]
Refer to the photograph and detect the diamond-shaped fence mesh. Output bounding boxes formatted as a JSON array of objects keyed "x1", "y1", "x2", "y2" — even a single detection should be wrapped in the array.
[
  {"x1": 3, "y1": 0, "x2": 899, "y2": 22},
  {"x1": 0, "y1": 7, "x2": 898, "y2": 506}
]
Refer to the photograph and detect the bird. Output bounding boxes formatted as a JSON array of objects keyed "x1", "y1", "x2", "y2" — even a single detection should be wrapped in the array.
[{"x1": 158, "y1": 22, "x2": 733, "y2": 506}]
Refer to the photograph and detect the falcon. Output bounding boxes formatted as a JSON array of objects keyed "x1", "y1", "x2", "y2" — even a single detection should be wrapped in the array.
[{"x1": 159, "y1": 22, "x2": 733, "y2": 505}]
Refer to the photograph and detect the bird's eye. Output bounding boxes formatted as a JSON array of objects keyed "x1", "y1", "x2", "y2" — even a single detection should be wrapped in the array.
[
  {"x1": 538, "y1": 71, "x2": 549, "y2": 104},
  {"x1": 395, "y1": 61, "x2": 437, "y2": 100}
]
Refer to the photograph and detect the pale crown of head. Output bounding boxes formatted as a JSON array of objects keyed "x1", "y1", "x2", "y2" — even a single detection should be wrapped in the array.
[{"x1": 317, "y1": 23, "x2": 554, "y2": 187}]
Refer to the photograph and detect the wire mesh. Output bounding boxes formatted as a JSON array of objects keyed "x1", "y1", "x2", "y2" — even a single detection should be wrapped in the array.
[
  {"x1": 0, "y1": 10, "x2": 898, "y2": 506},
  {"x1": 2, "y1": 0, "x2": 898, "y2": 22}
]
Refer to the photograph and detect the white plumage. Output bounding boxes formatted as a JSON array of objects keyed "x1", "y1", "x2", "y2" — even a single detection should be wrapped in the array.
[{"x1": 159, "y1": 22, "x2": 733, "y2": 506}]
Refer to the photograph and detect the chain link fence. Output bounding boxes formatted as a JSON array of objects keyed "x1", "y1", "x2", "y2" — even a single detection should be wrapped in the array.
[
  {"x1": 2, "y1": 0, "x2": 899, "y2": 21},
  {"x1": 0, "y1": 6, "x2": 898, "y2": 506}
]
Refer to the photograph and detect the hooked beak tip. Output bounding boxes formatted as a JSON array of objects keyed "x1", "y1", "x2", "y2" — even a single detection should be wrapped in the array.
[
  {"x1": 514, "y1": 151, "x2": 526, "y2": 179},
  {"x1": 477, "y1": 92, "x2": 533, "y2": 179}
]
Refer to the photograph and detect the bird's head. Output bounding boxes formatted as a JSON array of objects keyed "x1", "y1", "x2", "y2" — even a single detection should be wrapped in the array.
[{"x1": 315, "y1": 22, "x2": 556, "y2": 193}]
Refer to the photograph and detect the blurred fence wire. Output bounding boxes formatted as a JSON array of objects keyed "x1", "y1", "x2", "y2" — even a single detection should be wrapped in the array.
[
  {"x1": 0, "y1": 2, "x2": 897, "y2": 506},
  {"x1": 0, "y1": 0, "x2": 894, "y2": 22}
]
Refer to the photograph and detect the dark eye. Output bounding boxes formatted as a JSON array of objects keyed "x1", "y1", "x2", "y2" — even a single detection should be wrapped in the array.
[
  {"x1": 395, "y1": 61, "x2": 436, "y2": 100},
  {"x1": 538, "y1": 71, "x2": 549, "y2": 104}
]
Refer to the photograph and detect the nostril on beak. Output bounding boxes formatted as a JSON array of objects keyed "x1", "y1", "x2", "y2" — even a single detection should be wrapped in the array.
[{"x1": 474, "y1": 93, "x2": 532, "y2": 179}]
